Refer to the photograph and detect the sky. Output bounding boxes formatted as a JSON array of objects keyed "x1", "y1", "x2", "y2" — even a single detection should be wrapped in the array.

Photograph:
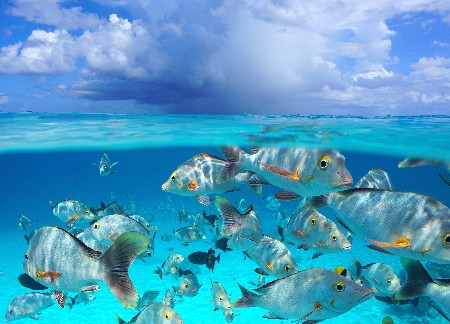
[{"x1": 0, "y1": 0, "x2": 450, "y2": 115}]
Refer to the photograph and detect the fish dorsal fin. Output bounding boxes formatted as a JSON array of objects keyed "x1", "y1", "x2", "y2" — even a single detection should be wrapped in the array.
[
  {"x1": 57, "y1": 227, "x2": 102, "y2": 258},
  {"x1": 194, "y1": 152, "x2": 227, "y2": 162}
]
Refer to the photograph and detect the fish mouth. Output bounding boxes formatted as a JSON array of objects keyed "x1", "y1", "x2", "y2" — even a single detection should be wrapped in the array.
[
  {"x1": 333, "y1": 179, "x2": 353, "y2": 189},
  {"x1": 342, "y1": 244, "x2": 352, "y2": 250}
]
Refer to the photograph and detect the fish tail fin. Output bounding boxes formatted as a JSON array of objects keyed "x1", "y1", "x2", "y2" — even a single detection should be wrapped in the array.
[
  {"x1": 305, "y1": 195, "x2": 329, "y2": 209},
  {"x1": 277, "y1": 225, "x2": 284, "y2": 242},
  {"x1": 231, "y1": 280, "x2": 258, "y2": 308},
  {"x1": 246, "y1": 172, "x2": 263, "y2": 195},
  {"x1": 217, "y1": 253, "x2": 221, "y2": 263},
  {"x1": 354, "y1": 258, "x2": 363, "y2": 278},
  {"x1": 115, "y1": 314, "x2": 127, "y2": 324},
  {"x1": 395, "y1": 258, "x2": 433, "y2": 301},
  {"x1": 154, "y1": 267, "x2": 163, "y2": 280},
  {"x1": 100, "y1": 232, "x2": 149, "y2": 308},
  {"x1": 214, "y1": 196, "x2": 242, "y2": 236},
  {"x1": 217, "y1": 147, "x2": 247, "y2": 183}
]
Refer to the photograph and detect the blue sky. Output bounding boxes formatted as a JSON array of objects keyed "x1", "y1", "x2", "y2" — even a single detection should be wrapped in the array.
[{"x1": 0, "y1": 0, "x2": 449, "y2": 115}]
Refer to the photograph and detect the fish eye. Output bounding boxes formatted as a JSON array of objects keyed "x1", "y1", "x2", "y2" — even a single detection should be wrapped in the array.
[
  {"x1": 387, "y1": 278, "x2": 392, "y2": 285},
  {"x1": 184, "y1": 283, "x2": 189, "y2": 288},
  {"x1": 219, "y1": 295, "x2": 223, "y2": 301},
  {"x1": 24, "y1": 252, "x2": 28, "y2": 259},
  {"x1": 310, "y1": 218, "x2": 316, "y2": 225},
  {"x1": 84, "y1": 210, "x2": 90, "y2": 214},
  {"x1": 318, "y1": 156, "x2": 330, "y2": 170},
  {"x1": 171, "y1": 173, "x2": 177, "y2": 181},
  {"x1": 164, "y1": 312, "x2": 170, "y2": 320},
  {"x1": 333, "y1": 280, "x2": 346, "y2": 292},
  {"x1": 285, "y1": 264, "x2": 291, "y2": 272},
  {"x1": 440, "y1": 232, "x2": 450, "y2": 247},
  {"x1": 93, "y1": 222, "x2": 100, "y2": 229},
  {"x1": 331, "y1": 234, "x2": 337, "y2": 241}
]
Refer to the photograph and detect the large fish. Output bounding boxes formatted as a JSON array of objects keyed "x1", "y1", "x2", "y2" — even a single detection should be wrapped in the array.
[
  {"x1": 162, "y1": 153, "x2": 262, "y2": 205},
  {"x1": 94, "y1": 151, "x2": 118, "y2": 176},
  {"x1": 396, "y1": 258, "x2": 450, "y2": 322},
  {"x1": 245, "y1": 234, "x2": 298, "y2": 278},
  {"x1": 309, "y1": 221, "x2": 352, "y2": 259},
  {"x1": 399, "y1": 158, "x2": 450, "y2": 186},
  {"x1": 354, "y1": 259, "x2": 401, "y2": 295},
  {"x1": 23, "y1": 226, "x2": 148, "y2": 308},
  {"x1": 217, "y1": 147, "x2": 353, "y2": 198},
  {"x1": 232, "y1": 268, "x2": 373, "y2": 321},
  {"x1": 308, "y1": 189, "x2": 450, "y2": 264},
  {"x1": 116, "y1": 302, "x2": 183, "y2": 324},
  {"x1": 214, "y1": 196, "x2": 262, "y2": 252},
  {"x1": 50, "y1": 199, "x2": 97, "y2": 223},
  {"x1": 4, "y1": 292, "x2": 55, "y2": 321}
]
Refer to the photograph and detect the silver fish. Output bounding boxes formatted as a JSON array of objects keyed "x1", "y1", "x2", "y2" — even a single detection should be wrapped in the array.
[
  {"x1": 18, "y1": 214, "x2": 33, "y2": 233},
  {"x1": 396, "y1": 258, "x2": 450, "y2": 322},
  {"x1": 173, "y1": 274, "x2": 203, "y2": 297},
  {"x1": 214, "y1": 196, "x2": 262, "y2": 252},
  {"x1": 23, "y1": 226, "x2": 148, "y2": 308},
  {"x1": 217, "y1": 147, "x2": 353, "y2": 198},
  {"x1": 50, "y1": 199, "x2": 97, "y2": 223},
  {"x1": 399, "y1": 158, "x2": 450, "y2": 186},
  {"x1": 245, "y1": 234, "x2": 298, "y2": 278},
  {"x1": 67, "y1": 291, "x2": 96, "y2": 309},
  {"x1": 162, "y1": 289, "x2": 175, "y2": 308},
  {"x1": 174, "y1": 226, "x2": 206, "y2": 245},
  {"x1": 95, "y1": 151, "x2": 118, "y2": 176},
  {"x1": 232, "y1": 268, "x2": 373, "y2": 321},
  {"x1": 4, "y1": 292, "x2": 55, "y2": 321},
  {"x1": 154, "y1": 253, "x2": 189, "y2": 280},
  {"x1": 211, "y1": 282, "x2": 236, "y2": 322},
  {"x1": 137, "y1": 290, "x2": 160, "y2": 309},
  {"x1": 354, "y1": 259, "x2": 401, "y2": 295},
  {"x1": 354, "y1": 168, "x2": 393, "y2": 190},
  {"x1": 116, "y1": 302, "x2": 183, "y2": 324},
  {"x1": 310, "y1": 222, "x2": 352, "y2": 259},
  {"x1": 162, "y1": 153, "x2": 262, "y2": 205},
  {"x1": 308, "y1": 189, "x2": 450, "y2": 264},
  {"x1": 94, "y1": 201, "x2": 124, "y2": 218},
  {"x1": 279, "y1": 205, "x2": 333, "y2": 250}
]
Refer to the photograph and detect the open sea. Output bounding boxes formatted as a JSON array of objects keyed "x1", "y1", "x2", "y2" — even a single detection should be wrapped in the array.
[{"x1": 0, "y1": 113, "x2": 449, "y2": 324}]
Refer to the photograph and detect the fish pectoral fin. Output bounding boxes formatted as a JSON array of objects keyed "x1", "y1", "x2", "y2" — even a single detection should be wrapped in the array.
[
  {"x1": 300, "y1": 302, "x2": 323, "y2": 321},
  {"x1": 367, "y1": 238, "x2": 410, "y2": 248},
  {"x1": 262, "y1": 312, "x2": 285, "y2": 320},
  {"x1": 259, "y1": 161, "x2": 301, "y2": 181},
  {"x1": 371, "y1": 277, "x2": 381, "y2": 286},
  {"x1": 67, "y1": 214, "x2": 79, "y2": 223},
  {"x1": 188, "y1": 180, "x2": 198, "y2": 191},
  {"x1": 37, "y1": 270, "x2": 62, "y2": 282}
]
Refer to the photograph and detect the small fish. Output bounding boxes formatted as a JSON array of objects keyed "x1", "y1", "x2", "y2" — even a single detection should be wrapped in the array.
[
  {"x1": 94, "y1": 151, "x2": 118, "y2": 176},
  {"x1": 310, "y1": 222, "x2": 352, "y2": 259},
  {"x1": 4, "y1": 292, "x2": 55, "y2": 321},
  {"x1": 162, "y1": 153, "x2": 262, "y2": 205},
  {"x1": 154, "y1": 253, "x2": 190, "y2": 280},
  {"x1": 173, "y1": 274, "x2": 203, "y2": 297},
  {"x1": 307, "y1": 189, "x2": 450, "y2": 264},
  {"x1": 399, "y1": 158, "x2": 450, "y2": 186},
  {"x1": 137, "y1": 290, "x2": 160, "y2": 309},
  {"x1": 188, "y1": 248, "x2": 221, "y2": 272},
  {"x1": 202, "y1": 211, "x2": 219, "y2": 227},
  {"x1": 214, "y1": 237, "x2": 233, "y2": 252},
  {"x1": 211, "y1": 281, "x2": 236, "y2": 322},
  {"x1": 178, "y1": 209, "x2": 190, "y2": 223},
  {"x1": 278, "y1": 205, "x2": 333, "y2": 250},
  {"x1": 354, "y1": 259, "x2": 401, "y2": 295},
  {"x1": 67, "y1": 291, "x2": 96, "y2": 309},
  {"x1": 161, "y1": 231, "x2": 174, "y2": 242},
  {"x1": 22, "y1": 226, "x2": 148, "y2": 308},
  {"x1": 396, "y1": 258, "x2": 450, "y2": 322},
  {"x1": 214, "y1": 196, "x2": 262, "y2": 252},
  {"x1": 174, "y1": 226, "x2": 206, "y2": 245},
  {"x1": 244, "y1": 234, "x2": 298, "y2": 278},
  {"x1": 18, "y1": 214, "x2": 33, "y2": 233},
  {"x1": 217, "y1": 147, "x2": 353, "y2": 198},
  {"x1": 232, "y1": 267, "x2": 373, "y2": 321},
  {"x1": 162, "y1": 289, "x2": 175, "y2": 308},
  {"x1": 116, "y1": 302, "x2": 183, "y2": 324},
  {"x1": 50, "y1": 199, "x2": 97, "y2": 223}
]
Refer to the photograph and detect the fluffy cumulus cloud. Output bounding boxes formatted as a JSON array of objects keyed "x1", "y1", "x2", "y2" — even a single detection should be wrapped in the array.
[{"x1": 1, "y1": 0, "x2": 450, "y2": 114}]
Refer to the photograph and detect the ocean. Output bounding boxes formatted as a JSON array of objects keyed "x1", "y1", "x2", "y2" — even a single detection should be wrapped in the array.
[{"x1": 0, "y1": 113, "x2": 449, "y2": 324}]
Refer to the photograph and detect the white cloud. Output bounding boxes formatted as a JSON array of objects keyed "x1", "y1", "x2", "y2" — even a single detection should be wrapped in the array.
[
  {"x1": 0, "y1": 94, "x2": 8, "y2": 105},
  {"x1": 433, "y1": 40, "x2": 450, "y2": 48},
  {"x1": 8, "y1": 0, "x2": 103, "y2": 30}
]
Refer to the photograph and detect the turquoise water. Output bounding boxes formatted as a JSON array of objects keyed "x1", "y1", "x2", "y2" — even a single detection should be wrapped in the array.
[{"x1": 1, "y1": 113, "x2": 449, "y2": 324}]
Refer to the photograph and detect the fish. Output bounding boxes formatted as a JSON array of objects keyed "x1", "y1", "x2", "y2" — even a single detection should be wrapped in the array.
[
  {"x1": 94, "y1": 150, "x2": 118, "y2": 176},
  {"x1": 4, "y1": 292, "x2": 55, "y2": 321},
  {"x1": 213, "y1": 237, "x2": 233, "y2": 252},
  {"x1": 161, "y1": 153, "x2": 263, "y2": 206},
  {"x1": 178, "y1": 209, "x2": 190, "y2": 223},
  {"x1": 116, "y1": 302, "x2": 183, "y2": 324},
  {"x1": 137, "y1": 290, "x2": 160, "y2": 309},
  {"x1": 188, "y1": 248, "x2": 221, "y2": 271},
  {"x1": 18, "y1": 214, "x2": 33, "y2": 233},
  {"x1": 161, "y1": 231, "x2": 174, "y2": 242},
  {"x1": 50, "y1": 199, "x2": 97, "y2": 223},
  {"x1": 202, "y1": 211, "x2": 219, "y2": 227},
  {"x1": 22, "y1": 226, "x2": 149, "y2": 308},
  {"x1": 174, "y1": 226, "x2": 206, "y2": 245},
  {"x1": 278, "y1": 205, "x2": 333, "y2": 250},
  {"x1": 217, "y1": 147, "x2": 353, "y2": 198},
  {"x1": 307, "y1": 188, "x2": 450, "y2": 264},
  {"x1": 162, "y1": 289, "x2": 175, "y2": 308},
  {"x1": 94, "y1": 201, "x2": 125, "y2": 218},
  {"x1": 354, "y1": 168, "x2": 394, "y2": 190},
  {"x1": 244, "y1": 234, "x2": 298, "y2": 278},
  {"x1": 211, "y1": 281, "x2": 236, "y2": 322},
  {"x1": 232, "y1": 267, "x2": 373, "y2": 321},
  {"x1": 354, "y1": 259, "x2": 401, "y2": 295},
  {"x1": 396, "y1": 258, "x2": 450, "y2": 322},
  {"x1": 310, "y1": 221, "x2": 352, "y2": 259},
  {"x1": 154, "y1": 253, "x2": 190, "y2": 280},
  {"x1": 173, "y1": 274, "x2": 203, "y2": 297},
  {"x1": 399, "y1": 158, "x2": 450, "y2": 186},
  {"x1": 214, "y1": 196, "x2": 262, "y2": 252},
  {"x1": 67, "y1": 291, "x2": 96, "y2": 309},
  {"x1": 248, "y1": 275, "x2": 266, "y2": 288}
]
